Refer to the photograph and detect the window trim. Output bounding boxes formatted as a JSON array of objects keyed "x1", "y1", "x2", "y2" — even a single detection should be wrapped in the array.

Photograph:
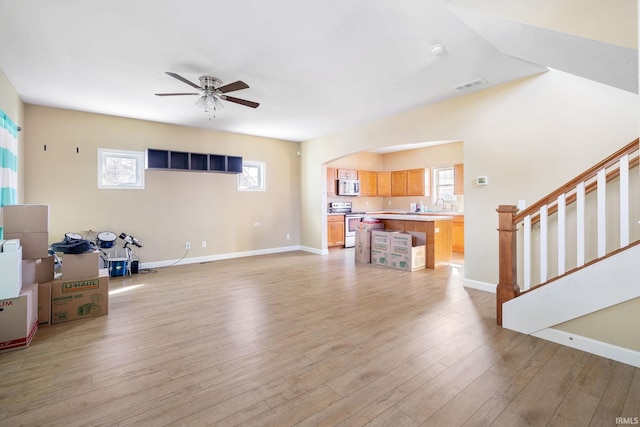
[
  {"x1": 97, "y1": 148, "x2": 145, "y2": 190},
  {"x1": 432, "y1": 166, "x2": 457, "y2": 203},
  {"x1": 237, "y1": 160, "x2": 266, "y2": 192}
]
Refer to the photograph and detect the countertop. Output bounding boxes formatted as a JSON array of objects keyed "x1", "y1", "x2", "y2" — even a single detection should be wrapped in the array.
[
  {"x1": 327, "y1": 211, "x2": 463, "y2": 219},
  {"x1": 364, "y1": 213, "x2": 454, "y2": 221}
]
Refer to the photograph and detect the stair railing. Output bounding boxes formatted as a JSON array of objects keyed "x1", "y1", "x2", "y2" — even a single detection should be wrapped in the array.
[{"x1": 496, "y1": 138, "x2": 639, "y2": 325}]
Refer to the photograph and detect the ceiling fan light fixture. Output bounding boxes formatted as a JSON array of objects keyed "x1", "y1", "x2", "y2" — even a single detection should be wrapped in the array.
[
  {"x1": 195, "y1": 95, "x2": 206, "y2": 109},
  {"x1": 195, "y1": 94, "x2": 224, "y2": 112}
]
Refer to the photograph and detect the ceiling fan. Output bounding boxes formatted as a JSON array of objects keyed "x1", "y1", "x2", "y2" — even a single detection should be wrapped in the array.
[{"x1": 155, "y1": 72, "x2": 259, "y2": 114}]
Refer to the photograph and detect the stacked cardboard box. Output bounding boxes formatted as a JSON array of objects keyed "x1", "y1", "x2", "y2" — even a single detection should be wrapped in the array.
[
  {"x1": 0, "y1": 204, "x2": 51, "y2": 352},
  {"x1": 0, "y1": 204, "x2": 109, "y2": 353},
  {"x1": 0, "y1": 239, "x2": 22, "y2": 300},
  {"x1": 22, "y1": 256, "x2": 55, "y2": 325},
  {"x1": 3, "y1": 205, "x2": 49, "y2": 259},
  {"x1": 389, "y1": 231, "x2": 426, "y2": 271},
  {"x1": 371, "y1": 229, "x2": 396, "y2": 267},
  {"x1": 355, "y1": 222, "x2": 384, "y2": 263},
  {"x1": 0, "y1": 283, "x2": 38, "y2": 353},
  {"x1": 371, "y1": 229, "x2": 426, "y2": 272},
  {"x1": 51, "y1": 252, "x2": 108, "y2": 324}
]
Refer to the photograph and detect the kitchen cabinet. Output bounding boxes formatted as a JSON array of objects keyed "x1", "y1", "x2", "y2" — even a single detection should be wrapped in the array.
[
  {"x1": 391, "y1": 171, "x2": 407, "y2": 196},
  {"x1": 407, "y1": 168, "x2": 430, "y2": 197},
  {"x1": 327, "y1": 215, "x2": 345, "y2": 247},
  {"x1": 454, "y1": 163, "x2": 464, "y2": 195},
  {"x1": 327, "y1": 167, "x2": 337, "y2": 196},
  {"x1": 358, "y1": 171, "x2": 377, "y2": 196},
  {"x1": 377, "y1": 172, "x2": 391, "y2": 196},
  {"x1": 337, "y1": 169, "x2": 358, "y2": 179},
  {"x1": 452, "y1": 215, "x2": 464, "y2": 253}
]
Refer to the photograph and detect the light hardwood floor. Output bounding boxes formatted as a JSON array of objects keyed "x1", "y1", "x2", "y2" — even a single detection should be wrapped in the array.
[{"x1": 1, "y1": 249, "x2": 638, "y2": 426}]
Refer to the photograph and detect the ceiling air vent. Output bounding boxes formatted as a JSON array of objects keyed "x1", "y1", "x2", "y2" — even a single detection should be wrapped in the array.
[{"x1": 454, "y1": 78, "x2": 487, "y2": 91}]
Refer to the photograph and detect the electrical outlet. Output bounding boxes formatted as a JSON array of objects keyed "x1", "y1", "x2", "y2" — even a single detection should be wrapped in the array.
[
  {"x1": 286, "y1": 234, "x2": 290, "y2": 240},
  {"x1": 201, "y1": 241, "x2": 207, "y2": 248},
  {"x1": 185, "y1": 242, "x2": 191, "y2": 250}
]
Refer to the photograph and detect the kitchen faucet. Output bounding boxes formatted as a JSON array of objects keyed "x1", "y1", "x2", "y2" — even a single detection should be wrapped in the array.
[{"x1": 435, "y1": 198, "x2": 446, "y2": 211}]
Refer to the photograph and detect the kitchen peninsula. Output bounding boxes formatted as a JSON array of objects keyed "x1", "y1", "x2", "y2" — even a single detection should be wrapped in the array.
[{"x1": 365, "y1": 213, "x2": 454, "y2": 269}]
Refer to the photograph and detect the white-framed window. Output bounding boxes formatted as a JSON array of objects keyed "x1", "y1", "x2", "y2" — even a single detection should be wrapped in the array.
[
  {"x1": 238, "y1": 161, "x2": 266, "y2": 191},
  {"x1": 97, "y1": 148, "x2": 145, "y2": 190},
  {"x1": 433, "y1": 166, "x2": 457, "y2": 202}
]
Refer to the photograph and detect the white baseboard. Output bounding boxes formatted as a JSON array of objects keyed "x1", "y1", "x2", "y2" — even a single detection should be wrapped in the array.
[
  {"x1": 299, "y1": 246, "x2": 327, "y2": 255},
  {"x1": 532, "y1": 328, "x2": 640, "y2": 368},
  {"x1": 140, "y1": 245, "x2": 303, "y2": 269},
  {"x1": 464, "y1": 278, "x2": 496, "y2": 293}
]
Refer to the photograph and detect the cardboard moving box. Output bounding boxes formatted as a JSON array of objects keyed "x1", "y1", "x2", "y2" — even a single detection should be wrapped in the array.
[
  {"x1": 38, "y1": 282, "x2": 52, "y2": 325},
  {"x1": 0, "y1": 283, "x2": 38, "y2": 353},
  {"x1": 4, "y1": 232, "x2": 49, "y2": 260},
  {"x1": 3, "y1": 204, "x2": 50, "y2": 233},
  {"x1": 371, "y1": 230, "x2": 398, "y2": 267},
  {"x1": 59, "y1": 251, "x2": 99, "y2": 281},
  {"x1": 22, "y1": 256, "x2": 55, "y2": 286},
  {"x1": 0, "y1": 239, "x2": 22, "y2": 300},
  {"x1": 355, "y1": 223, "x2": 384, "y2": 264},
  {"x1": 51, "y1": 272, "x2": 109, "y2": 324},
  {"x1": 389, "y1": 231, "x2": 426, "y2": 272}
]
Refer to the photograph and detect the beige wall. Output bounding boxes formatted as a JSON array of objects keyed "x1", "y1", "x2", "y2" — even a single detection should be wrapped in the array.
[
  {"x1": 0, "y1": 68, "x2": 25, "y2": 204},
  {"x1": 301, "y1": 69, "x2": 639, "y2": 285},
  {"x1": 555, "y1": 298, "x2": 640, "y2": 351},
  {"x1": 23, "y1": 105, "x2": 301, "y2": 266}
]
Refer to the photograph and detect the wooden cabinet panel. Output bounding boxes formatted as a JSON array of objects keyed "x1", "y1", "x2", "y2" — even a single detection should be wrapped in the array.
[
  {"x1": 452, "y1": 215, "x2": 464, "y2": 253},
  {"x1": 337, "y1": 169, "x2": 358, "y2": 179},
  {"x1": 377, "y1": 172, "x2": 391, "y2": 196},
  {"x1": 327, "y1": 167, "x2": 337, "y2": 196},
  {"x1": 327, "y1": 215, "x2": 345, "y2": 247},
  {"x1": 358, "y1": 171, "x2": 378, "y2": 196},
  {"x1": 454, "y1": 163, "x2": 464, "y2": 195},
  {"x1": 406, "y1": 168, "x2": 430, "y2": 197},
  {"x1": 391, "y1": 171, "x2": 407, "y2": 196}
]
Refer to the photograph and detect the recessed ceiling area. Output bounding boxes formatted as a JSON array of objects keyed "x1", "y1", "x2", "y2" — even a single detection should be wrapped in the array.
[{"x1": 0, "y1": 0, "x2": 635, "y2": 143}]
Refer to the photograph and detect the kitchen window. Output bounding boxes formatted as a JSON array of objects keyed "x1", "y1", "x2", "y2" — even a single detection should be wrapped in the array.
[
  {"x1": 238, "y1": 161, "x2": 266, "y2": 191},
  {"x1": 433, "y1": 166, "x2": 457, "y2": 202},
  {"x1": 97, "y1": 148, "x2": 145, "y2": 190}
]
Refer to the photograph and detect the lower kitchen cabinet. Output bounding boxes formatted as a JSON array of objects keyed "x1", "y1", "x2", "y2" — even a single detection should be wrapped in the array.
[
  {"x1": 328, "y1": 215, "x2": 345, "y2": 248},
  {"x1": 452, "y1": 215, "x2": 464, "y2": 253}
]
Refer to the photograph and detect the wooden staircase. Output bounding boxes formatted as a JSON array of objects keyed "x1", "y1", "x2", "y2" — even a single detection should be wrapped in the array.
[{"x1": 496, "y1": 139, "x2": 639, "y2": 326}]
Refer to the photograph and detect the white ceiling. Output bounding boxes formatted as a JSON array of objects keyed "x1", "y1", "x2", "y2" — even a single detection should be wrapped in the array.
[{"x1": 0, "y1": 0, "x2": 636, "y2": 143}]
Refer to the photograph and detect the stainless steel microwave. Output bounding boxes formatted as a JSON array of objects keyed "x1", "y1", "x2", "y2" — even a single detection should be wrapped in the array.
[{"x1": 337, "y1": 178, "x2": 360, "y2": 196}]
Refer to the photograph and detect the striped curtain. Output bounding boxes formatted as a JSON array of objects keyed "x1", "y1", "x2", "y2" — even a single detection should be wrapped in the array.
[{"x1": 1, "y1": 109, "x2": 19, "y2": 237}]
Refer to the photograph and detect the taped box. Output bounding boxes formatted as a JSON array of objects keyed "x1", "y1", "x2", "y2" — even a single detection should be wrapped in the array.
[
  {"x1": 389, "y1": 231, "x2": 426, "y2": 271},
  {"x1": 0, "y1": 283, "x2": 38, "y2": 353},
  {"x1": 51, "y1": 272, "x2": 109, "y2": 324}
]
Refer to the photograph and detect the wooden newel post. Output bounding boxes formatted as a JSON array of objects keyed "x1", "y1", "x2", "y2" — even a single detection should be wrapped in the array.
[{"x1": 496, "y1": 205, "x2": 521, "y2": 326}]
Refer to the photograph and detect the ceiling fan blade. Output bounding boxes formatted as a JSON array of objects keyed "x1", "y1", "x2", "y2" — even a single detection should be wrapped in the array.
[
  {"x1": 155, "y1": 92, "x2": 200, "y2": 96},
  {"x1": 217, "y1": 80, "x2": 249, "y2": 93},
  {"x1": 165, "y1": 72, "x2": 202, "y2": 90},
  {"x1": 223, "y1": 95, "x2": 260, "y2": 108}
]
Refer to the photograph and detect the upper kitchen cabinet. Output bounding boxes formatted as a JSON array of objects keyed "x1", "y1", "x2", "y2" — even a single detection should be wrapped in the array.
[
  {"x1": 327, "y1": 167, "x2": 337, "y2": 196},
  {"x1": 358, "y1": 171, "x2": 378, "y2": 196},
  {"x1": 337, "y1": 169, "x2": 358, "y2": 179},
  {"x1": 407, "y1": 168, "x2": 430, "y2": 197},
  {"x1": 377, "y1": 172, "x2": 391, "y2": 197},
  {"x1": 391, "y1": 171, "x2": 407, "y2": 196},
  {"x1": 454, "y1": 163, "x2": 464, "y2": 195}
]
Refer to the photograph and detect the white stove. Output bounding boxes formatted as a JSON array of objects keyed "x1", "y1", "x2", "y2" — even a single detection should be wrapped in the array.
[{"x1": 329, "y1": 202, "x2": 365, "y2": 248}]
